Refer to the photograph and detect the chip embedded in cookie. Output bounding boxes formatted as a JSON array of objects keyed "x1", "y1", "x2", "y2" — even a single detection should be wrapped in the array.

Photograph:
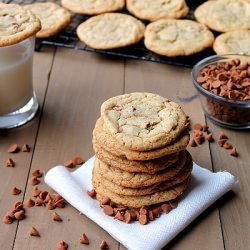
[
  {"x1": 0, "y1": 3, "x2": 41, "y2": 47},
  {"x1": 76, "y1": 13, "x2": 145, "y2": 50},
  {"x1": 101, "y1": 93, "x2": 188, "y2": 151},
  {"x1": 194, "y1": 0, "x2": 250, "y2": 32},
  {"x1": 23, "y1": 2, "x2": 71, "y2": 38},
  {"x1": 126, "y1": 0, "x2": 189, "y2": 21},
  {"x1": 144, "y1": 19, "x2": 214, "y2": 57},
  {"x1": 213, "y1": 30, "x2": 250, "y2": 55},
  {"x1": 61, "y1": 0, "x2": 125, "y2": 15}
]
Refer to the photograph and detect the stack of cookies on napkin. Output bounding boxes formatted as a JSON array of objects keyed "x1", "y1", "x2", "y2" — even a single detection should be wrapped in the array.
[{"x1": 92, "y1": 93, "x2": 192, "y2": 212}]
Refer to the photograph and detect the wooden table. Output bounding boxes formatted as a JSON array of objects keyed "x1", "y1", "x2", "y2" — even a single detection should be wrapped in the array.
[{"x1": 0, "y1": 45, "x2": 249, "y2": 250}]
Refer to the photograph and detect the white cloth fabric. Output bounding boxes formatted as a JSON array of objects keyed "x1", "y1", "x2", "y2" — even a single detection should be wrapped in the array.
[{"x1": 45, "y1": 157, "x2": 236, "y2": 250}]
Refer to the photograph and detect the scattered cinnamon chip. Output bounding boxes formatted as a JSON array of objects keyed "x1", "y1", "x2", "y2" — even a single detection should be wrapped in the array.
[
  {"x1": 25, "y1": 198, "x2": 35, "y2": 208},
  {"x1": 219, "y1": 132, "x2": 228, "y2": 140},
  {"x1": 22, "y1": 144, "x2": 30, "y2": 152},
  {"x1": 124, "y1": 211, "x2": 132, "y2": 224},
  {"x1": 2, "y1": 215, "x2": 13, "y2": 224},
  {"x1": 169, "y1": 201, "x2": 178, "y2": 209},
  {"x1": 230, "y1": 147, "x2": 238, "y2": 157},
  {"x1": 44, "y1": 194, "x2": 52, "y2": 203},
  {"x1": 87, "y1": 189, "x2": 96, "y2": 198},
  {"x1": 52, "y1": 193, "x2": 62, "y2": 202},
  {"x1": 100, "y1": 240, "x2": 109, "y2": 249},
  {"x1": 148, "y1": 211, "x2": 154, "y2": 221},
  {"x1": 29, "y1": 227, "x2": 40, "y2": 237},
  {"x1": 152, "y1": 207, "x2": 161, "y2": 218},
  {"x1": 11, "y1": 187, "x2": 21, "y2": 195},
  {"x1": 14, "y1": 210, "x2": 25, "y2": 220},
  {"x1": 35, "y1": 197, "x2": 44, "y2": 206},
  {"x1": 32, "y1": 169, "x2": 43, "y2": 178},
  {"x1": 32, "y1": 187, "x2": 41, "y2": 197},
  {"x1": 73, "y1": 156, "x2": 84, "y2": 165},
  {"x1": 195, "y1": 136, "x2": 204, "y2": 145},
  {"x1": 46, "y1": 200, "x2": 55, "y2": 210},
  {"x1": 79, "y1": 233, "x2": 89, "y2": 245},
  {"x1": 139, "y1": 214, "x2": 148, "y2": 225},
  {"x1": 217, "y1": 139, "x2": 227, "y2": 147},
  {"x1": 193, "y1": 123, "x2": 203, "y2": 131},
  {"x1": 103, "y1": 205, "x2": 114, "y2": 216},
  {"x1": 63, "y1": 160, "x2": 75, "y2": 169},
  {"x1": 100, "y1": 197, "x2": 111, "y2": 206},
  {"x1": 161, "y1": 203, "x2": 172, "y2": 213},
  {"x1": 189, "y1": 139, "x2": 197, "y2": 147},
  {"x1": 55, "y1": 199, "x2": 66, "y2": 208},
  {"x1": 13, "y1": 201, "x2": 23, "y2": 211},
  {"x1": 7, "y1": 144, "x2": 19, "y2": 153},
  {"x1": 29, "y1": 177, "x2": 40, "y2": 186},
  {"x1": 6, "y1": 158, "x2": 15, "y2": 167},
  {"x1": 206, "y1": 133, "x2": 213, "y2": 142},
  {"x1": 56, "y1": 240, "x2": 68, "y2": 250},
  {"x1": 39, "y1": 191, "x2": 49, "y2": 200},
  {"x1": 223, "y1": 142, "x2": 233, "y2": 150},
  {"x1": 53, "y1": 212, "x2": 62, "y2": 222},
  {"x1": 114, "y1": 211, "x2": 124, "y2": 221},
  {"x1": 139, "y1": 206, "x2": 148, "y2": 215}
]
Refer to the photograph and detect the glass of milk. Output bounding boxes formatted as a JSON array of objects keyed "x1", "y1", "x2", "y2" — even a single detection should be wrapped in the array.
[{"x1": 0, "y1": 36, "x2": 39, "y2": 129}]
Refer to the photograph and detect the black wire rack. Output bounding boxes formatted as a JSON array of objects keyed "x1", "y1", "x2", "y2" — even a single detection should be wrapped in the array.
[{"x1": 4, "y1": 0, "x2": 214, "y2": 67}]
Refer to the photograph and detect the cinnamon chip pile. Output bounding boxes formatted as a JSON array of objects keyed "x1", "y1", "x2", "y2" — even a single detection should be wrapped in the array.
[
  {"x1": 189, "y1": 123, "x2": 238, "y2": 157},
  {"x1": 2, "y1": 202, "x2": 25, "y2": 224},
  {"x1": 87, "y1": 189, "x2": 177, "y2": 225}
]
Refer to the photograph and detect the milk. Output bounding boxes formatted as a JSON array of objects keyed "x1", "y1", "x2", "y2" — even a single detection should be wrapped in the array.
[{"x1": 0, "y1": 38, "x2": 34, "y2": 115}]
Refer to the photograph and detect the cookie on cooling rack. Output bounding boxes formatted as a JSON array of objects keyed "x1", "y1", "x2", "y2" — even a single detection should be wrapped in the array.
[
  {"x1": 61, "y1": 0, "x2": 125, "y2": 15},
  {"x1": 24, "y1": 2, "x2": 71, "y2": 38},
  {"x1": 144, "y1": 19, "x2": 214, "y2": 57},
  {"x1": 76, "y1": 13, "x2": 145, "y2": 50}
]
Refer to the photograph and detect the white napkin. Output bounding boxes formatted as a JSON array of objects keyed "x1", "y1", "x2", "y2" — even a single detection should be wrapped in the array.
[{"x1": 45, "y1": 157, "x2": 236, "y2": 250}]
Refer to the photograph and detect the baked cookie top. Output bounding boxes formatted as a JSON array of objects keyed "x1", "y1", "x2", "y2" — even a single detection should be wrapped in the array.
[
  {"x1": 61, "y1": 0, "x2": 125, "y2": 15},
  {"x1": 127, "y1": 0, "x2": 189, "y2": 21},
  {"x1": 194, "y1": 0, "x2": 250, "y2": 32},
  {"x1": 213, "y1": 30, "x2": 250, "y2": 55},
  {"x1": 0, "y1": 3, "x2": 41, "y2": 47},
  {"x1": 93, "y1": 117, "x2": 190, "y2": 161},
  {"x1": 101, "y1": 93, "x2": 187, "y2": 151},
  {"x1": 24, "y1": 2, "x2": 71, "y2": 38},
  {"x1": 76, "y1": 13, "x2": 145, "y2": 50},
  {"x1": 144, "y1": 19, "x2": 214, "y2": 57},
  {"x1": 94, "y1": 150, "x2": 186, "y2": 188}
]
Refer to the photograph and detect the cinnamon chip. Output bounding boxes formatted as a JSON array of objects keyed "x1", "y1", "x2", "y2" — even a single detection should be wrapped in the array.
[
  {"x1": 46, "y1": 200, "x2": 55, "y2": 210},
  {"x1": 195, "y1": 136, "x2": 204, "y2": 145},
  {"x1": 6, "y1": 158, "x2": 15, "y2": 167},
  {"x1": 73, "y1": 156, "x2": 84, "y2": 165},
  {"x1": 139, "y1": 206, "x2": 148, "y2": 215},
  {"x1": 55, "y1": 199, "x2": 66, "y2": 208},
  {"x1": 32, "y1": 187, "x2": 41, "y2": 197},
  {"x1": 206, "y1": 133, "x2": 213, "y2": 142},
  {"x1": 29, "y1": 227, "x2": 40, "y2": 237},
  {"x1": 14, "y1": 210, "x2": 25, "y2": 220},
  {"x1": 2, "y1": 215, "x2": 13, "y2": 224},
  {"x1": 25, "y1": 198, "x2": 35, "y2": 208},
  {"x1": 103, "y1": 205, "x2": 114, "y2": 216},
  {"x1": 11, "y1": 187, "x2": 21, "y2": 195},
  {"x1": 148, "y1": 211, "x2": 154, "y2": 221},
  {"x1": 161, "y1": 203, "x2": 172, "y2": 213},
  {"x1": 169, "y1": 201, "x2": 178, "y2": 209},
  {"x1": 230, "y1": 147, "x2": 238, "y2": 157},
  {"x1": 13, "y1": 201, "x2": 23, "y2": 211},
  {"x1": 217, "y1": 139, "x2": 227, "y2": 147},
  {"x1": 100, "y1": 197, "x2": 111, "y2": 206},
  {"x1": 39, "y1": 191, "x2": 49, "y2": 200},
  {"x1": 114, "y1": 211, "x2": 124, "y2": 221},
  {"x1": 223, "y1": 142, "x2": 233, "y2": 150},
  {"x1": 22, "y1": 144, "x2": 30, "y2": 152},
  {"x1": 63, "y1": 160, "x2": 75, "y2": 168},
  {"x1": 44, "y1": 194, "x2": 52, "y2": 203},
  {"x1": 189, "y1": 139, "x2": 197, "y2": 147},
  {"x1": 35, "y1": 197, "x2": 44, "y2": 206},
  {"x1": 124, "y1": 211, "x2": 132, "y2": 224},
  {"x1": 29, "y1": 177, "x2": 40, "y2": 186},
  {"x1": 32, "y1": 169, "x2": 43, "y2": 178},
  {"x1": 56, "y1": 240, "x2": 68, "y2": 250},
  {"x1": 193, "y1": 123, "x2": 203, "y2": 131},
  {"x1": 139, "y1": 214, "x2": 148, "y2": 225},
  {"x1": 152, "y1": 207, "x2": 161, "y2": 218},
  {"x1": 100, "y1": 240, "x2": 109, "y2": 249},
  {"x1": 219, "y1": 132, "x2": 228, "y2": 140},
  {"x1": 7, "y1": 144, "x2": 19, "y2": 153},
  {"x1": 79, "y1": 233, "x2": 89, "y2": 245},
  {"x1": 87, "y1": 189, "x2": 96, "y2": 198},
  {"x1": 53, "y1": 212, "x2": 63, "y2": 221}
]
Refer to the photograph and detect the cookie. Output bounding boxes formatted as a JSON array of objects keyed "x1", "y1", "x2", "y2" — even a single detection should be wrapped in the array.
[
  {"x1": 94, "y1": 141, "x2": 180, "y2": 174},
  {"x1": 126, "y1": 0, "x2": 189, "y2": 21},
  {"x1": 144, "y1": 19, "x2": 214, "y2": 57},
  {"x1": 93, "y1": 151, "x2": 192, "y2": 196},
  {"x1": 61, "y1": 0, "x2": 125, "y2": 15},
  {"x1": 213, "y1": 30, "x2": 250, "y2": 55},
  {"x1": 0, "y1": 3, "x2": 41, "y2": 47},
  {"x1": 94, "y1": 150, "x2": 186, "y2": 188},
  {"x1": 93, "y1": 117, "x2": 190, "y2": 161},
  {"x1": 94, "y1": 178, "x2": 188, "y2": 208},
  {"x1": 23, "y1": 2, "x2": 71, "y2": 38},
  {"x1": 76, "y1": 13, "x2": 145, "y2": 50},
  {"x1": 101, "y1": 93, "x2": 187, "y2": 151},
  {"x1": 194, "y1": 0, "x2": 250, "y2": 33}
]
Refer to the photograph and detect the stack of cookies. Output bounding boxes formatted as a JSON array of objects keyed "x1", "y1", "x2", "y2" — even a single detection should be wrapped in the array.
[{"x1": 92, "y1": 93, "x2": 192, "y2": 214}]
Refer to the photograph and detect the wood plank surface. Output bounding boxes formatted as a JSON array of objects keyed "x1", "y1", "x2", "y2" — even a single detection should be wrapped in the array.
[{"x1": 0, "y1": 47, "x2": 55, "y2": 250}]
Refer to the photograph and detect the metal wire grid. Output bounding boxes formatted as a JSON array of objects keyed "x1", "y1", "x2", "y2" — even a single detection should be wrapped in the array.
[{"x1": 4, "y1": 0, "x2": 214, "y2": 67}]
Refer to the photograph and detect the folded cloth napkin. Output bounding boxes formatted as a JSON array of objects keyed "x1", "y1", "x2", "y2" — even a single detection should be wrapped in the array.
[{"x1": 45, "y1": 157, "x2": 236, "y2": 250}]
